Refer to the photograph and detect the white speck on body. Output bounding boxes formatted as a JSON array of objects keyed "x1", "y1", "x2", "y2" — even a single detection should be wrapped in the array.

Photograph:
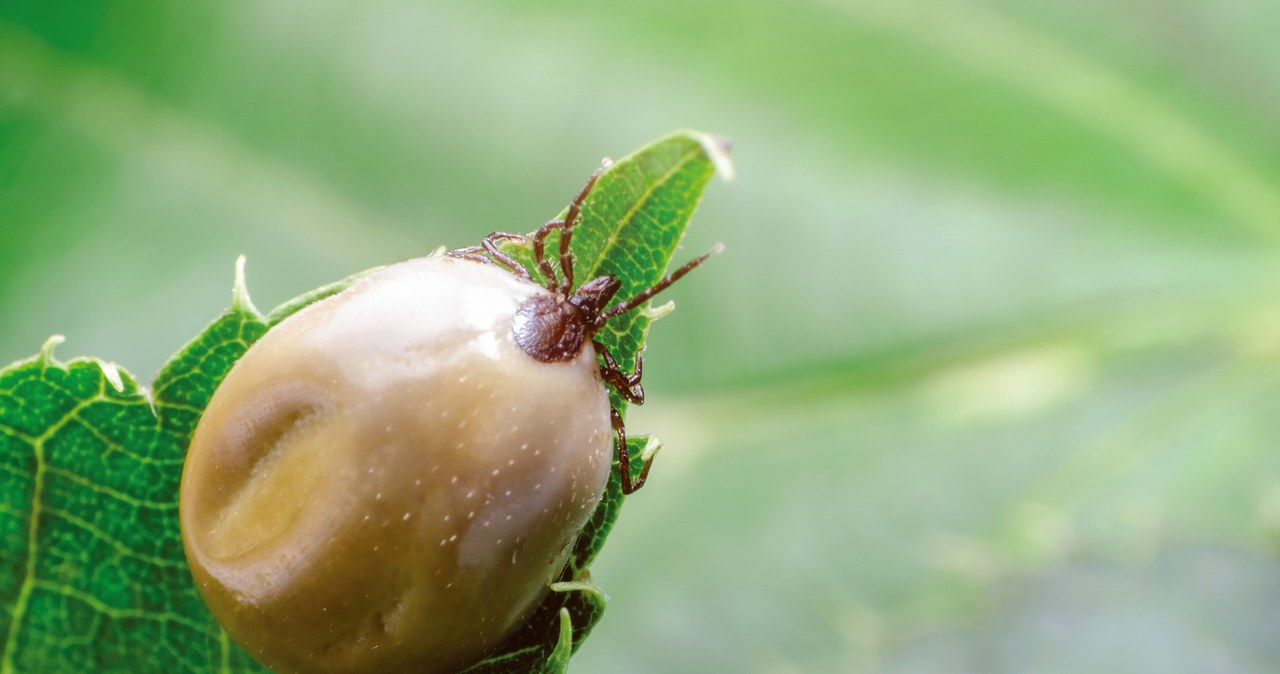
[
  {"x1": 451, "y1": 476, "x2": 459, "y2": 485},
  {"x1": 403, "y1": 512, "x2": 411, "y2": 521}
]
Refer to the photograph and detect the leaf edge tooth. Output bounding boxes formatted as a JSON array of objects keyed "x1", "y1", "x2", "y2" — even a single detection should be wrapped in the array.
[
  {"x1": 38, "y1": 334, "x2": 66, "y2": 368},
  {"x1": 548, "y1": 576, "x2": 608, "y2": 605},
  {"x1": 97, "y1": 361, "x2": 125, "y2": 393},
  {"x1": 231, "y1": 255, "x2": 260, "y2": 316},
  {"x1": 544, "y1": 609, "x2": 574, "y2": 673}
]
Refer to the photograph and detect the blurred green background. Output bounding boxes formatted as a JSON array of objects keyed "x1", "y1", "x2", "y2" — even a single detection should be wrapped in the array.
[{"x1": 4, "y1": 1, "x2": 1280, "y2": 672}]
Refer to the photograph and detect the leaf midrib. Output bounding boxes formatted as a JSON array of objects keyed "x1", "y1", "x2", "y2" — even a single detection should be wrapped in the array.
[{"x1": 576, "y1": 145, "x2": 703, "y2": 284}]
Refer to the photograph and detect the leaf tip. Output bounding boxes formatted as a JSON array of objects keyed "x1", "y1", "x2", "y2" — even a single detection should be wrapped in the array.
[
  {"x1": 39, "y1": 334, "x2": 66, "y2": 367},
  {"x1": 231, "y1": 255, "x2": 261, "y2": 315},
  {"x1": 689, "y1": 131, "x2": 734, "y2": 182}
]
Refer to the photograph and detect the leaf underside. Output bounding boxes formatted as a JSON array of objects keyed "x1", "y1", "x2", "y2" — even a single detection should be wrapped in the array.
[{"x1": 0, "y1": 130, "x2": 726, "y2": 673}]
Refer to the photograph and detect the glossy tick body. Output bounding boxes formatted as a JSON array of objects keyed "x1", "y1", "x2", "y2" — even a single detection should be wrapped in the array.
[{"x1": 180, "y1": 164, "x2": 717, "y2": 674}]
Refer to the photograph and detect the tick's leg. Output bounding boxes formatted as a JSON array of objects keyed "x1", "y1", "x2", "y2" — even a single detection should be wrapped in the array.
[
  {"x1": 448, "y1": 246, "x2": 491, "y2": 265},
  {"x1": 556, "y1": 163, "x2": 608, "y2": 294},
  {"x1": 594, "y1": 340, "x2": 644, "y2": 404},
  {"x1": 532, "y1": 220, "x2": 566, "y2": 290},
  {"x1": 603, "y1": 243, "x2": 724, "y2": 320},
  {"x1": 480, "y1": 232, "x2": 533, "y2": 281},
  {"x1": 611, "y1": 406, "x2": 652, "y2": 494}
]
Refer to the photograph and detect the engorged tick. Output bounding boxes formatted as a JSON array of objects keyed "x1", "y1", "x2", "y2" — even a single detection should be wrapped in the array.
[
  {"x1": 180, "y1": 157, "x2": 722, "y2": 674},
  {"x1": 451, "y1": 162, "x2": 721, "y2": 493}
]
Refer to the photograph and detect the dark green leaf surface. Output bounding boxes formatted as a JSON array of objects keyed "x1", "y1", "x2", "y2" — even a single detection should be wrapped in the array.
[{"x1": 0, "y1": 131, "x2": 726, "y2": 672}]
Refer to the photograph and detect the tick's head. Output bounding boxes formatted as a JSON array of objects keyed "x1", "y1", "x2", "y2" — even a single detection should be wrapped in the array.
[
  {"x1": 456, "y1": 161, "x2": 721, "y2": 366},
  {"x1": 569, "y1": 275, "x2": 623, "y2": 328},
  {"x1": 512, "y1": 274, "x2": 621, "y2": 364}
]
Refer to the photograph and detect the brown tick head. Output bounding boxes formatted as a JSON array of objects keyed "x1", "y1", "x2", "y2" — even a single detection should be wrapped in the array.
[
  {"x1": 568, "y1": 275, "x2": 622, "y2": 324},
  {"x1": 512, "y1": 274, "x2": 622, "y2": 364}
]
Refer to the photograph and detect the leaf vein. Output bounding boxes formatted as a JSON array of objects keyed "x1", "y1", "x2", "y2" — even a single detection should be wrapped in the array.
[
  {"x1": 44, "y1": 508, "x2": 184, "y2": 569},
  {"x1": 1, "y1": 390, "x2": 100, "y2": 674},
  {"x1": 30, "y1": 580, "x2": 209, "y2": 632},
  {"x1": 45, "y1": 466, "x2": 178, "y2": 510},
  {"x1": 578, "y1": 146, "x2": 702, "y2": 282}
]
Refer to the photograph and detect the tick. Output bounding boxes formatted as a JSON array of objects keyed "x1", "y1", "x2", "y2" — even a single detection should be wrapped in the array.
[{"x1": 451, "y1": 161, "x2": 720, "y2": 494}]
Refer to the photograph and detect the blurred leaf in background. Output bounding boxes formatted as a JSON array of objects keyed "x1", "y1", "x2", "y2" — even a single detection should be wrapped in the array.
[{"x1": 3, "y1": 0, "x2": 1280, "y2": 672}]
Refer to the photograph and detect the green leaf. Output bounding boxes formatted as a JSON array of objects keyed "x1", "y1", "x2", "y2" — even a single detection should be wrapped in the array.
[{"x1": 0, "y1": 130, "x2": 727, "y2": 672}]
